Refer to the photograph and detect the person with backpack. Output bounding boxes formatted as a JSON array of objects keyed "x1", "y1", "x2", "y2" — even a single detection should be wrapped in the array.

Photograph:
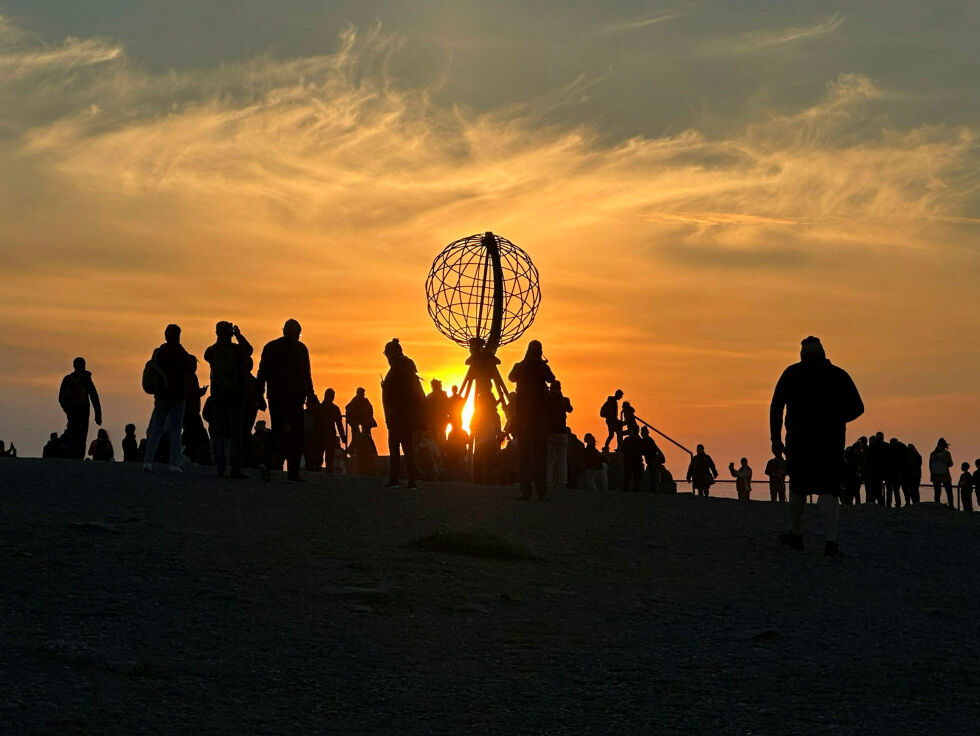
[
  {"x1": 929, "y1": 438, "x2": 954, "y2": 507},
  {"x1": 600, "y1": 390, "x2": 624, "y2": 452},
  {"x1": 204, "y1": 321, "x2": 253, "y2": 479},
  {"x1": 381, "y1": 338, "x2": 427, "y2": 490},
  {"x1": 58, "y1": 357, "x2": 102, "y2": 460},
  {"x1": 143, "y1": 324, "x2": 196, "y2": 472}
]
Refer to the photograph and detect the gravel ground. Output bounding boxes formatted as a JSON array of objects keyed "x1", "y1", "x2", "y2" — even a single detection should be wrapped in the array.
[{"x1": 2, "y1": 458, "x2": 979, "y2": 735}]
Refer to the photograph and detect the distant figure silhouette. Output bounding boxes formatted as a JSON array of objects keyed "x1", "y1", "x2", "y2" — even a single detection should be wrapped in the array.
[
  {"x1": 182, "y1": 356, "x2": 211, "y2": 466},
  {"x1": 508, "y1": 340, "x2": 555, "y2": 500},
  {"x1": 764, "y1": 454, "x2": 787, "y2": 503},
  {"x1": 381, "y1": 338, "x2": 427, "y2": 490},
  {"x1": 546, "y1": 380, "x2": 573, "y2": 487},
  {"x1": 240, "y1": 356, "x2": 265, "y2": 466},
  {"x1": 600, "y1": 390, "x2": 624, "y2": 452},
  {"x1": 729, "y1": 458, "x2": 752, "y2": 501},
  {"x1": 426, "y1": 379, "x2": 450, "y2": 443},
  {"x1": 0, "y1": 440, "x2": 17, "y2": 457},
  {"x1": 771, "y1": 336, "x2": 864, "y2": 556},
  {"x1": 904, "y1": 443, "x2": 922, "y2": 504},
  {"x1": 205, "y1": 322, "x2": 253, "y2": 479},
  {"x1": 464, "y1": 337, "x2": 501, "y2": 402},
  {"x1": 621, "y1": 430, "x2": 643, "y2": 492},
  {"x1": 448, "y1": 385, "x2": 464, "y2": 432},
  {"x1": 443, "y1": 424, "x2": 471, "y2": 477},
  {"x1": 842, "y1": 439, "x2": 864, "y2": 505},
  {"x1": 885, "y1": 438, "x2": 908, "y2": 507},
  {"x1": 639, "y1": 426, "x2": 665, "y2": 492},
  {"x1": 866, "y1": 432, "x2": 887, "y2": 505},
  {"x1": 928, "y1": 438, "x2": 954, "y2": 507},
  {"x1": 345, "y1": 387, "x2": 378, "y2": 476},
  {"x1": 958, "y1": 462, "x2": 973, "y2": 512},
  {"x1": 471, "y1": 392, "x2": 502, "y2": 484},
  {"x1": 88, "y1": 428, "x2": 114, "y2": 461},
  {"x1": 58, "y1": 357, "x2": 102, "y2": 460},
  {"x1": 579, "y1": 433, "x2": 608, "y2": 491},
  {"x1": 122, "y1": 423, "x2": 140, "y2": 462},
  {"x1": 686, "y1": 444, "x2": 718, "y2": 497},
  {"x1": 257, "y1": 319, "x2": 316, "y2": 483},
  {"x1": 621, "y1": 401, "x2": 639, "y2": 438},
  {"x1": 250, "y1": 420, "x2": 273, "y2": 479},
  {"x1": 313, "y1": 388, "x2": 345, "y2": 472},
  {"x1": 42, "y1": 432, "x2": 62, "y2": 459},
  {"x1": 143, "y1": 325, "x2": 195, "y2": 472}
]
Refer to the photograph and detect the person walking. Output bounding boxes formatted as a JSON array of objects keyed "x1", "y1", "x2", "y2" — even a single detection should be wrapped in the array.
[
  {"x1": 600, "y1": 390, "x2": 624, "y2": 452},
  {"x1": 381, "y1": 338, "x2": 426, "y2": 490},
  {"x1": 58, "y1": 357, "x2": 102, "y2": 460},
  {"x1": 765, "y1": 453, "x2": 788, "y2": 502},
  {"x1": 314, "y1": 388, "x2": 346, "y2": 472},
  {"x1": 686, "y1": 444, "x2": 718, "y2": 497},
  {"x1": 204, "y1": 321, "x2": 253, "y2": 479},
  {"x1": 256, "y1": 319, "x2": 316, "y2": 483},
  {"x1": 929, "y1": 438, "x2": 954, "y2": 507},
  {"x1": 771, "y1": 336, "x2": 864, "y2": 556},
  {"x1": 730, "y1": 458, "x2": 753, "y2": 501},
  {"x1": 143, "y1": 325, "x2": 195, "y2": 472},
  {"x1": 508, "y1": 340, "x2": 555, "y2": 500}
]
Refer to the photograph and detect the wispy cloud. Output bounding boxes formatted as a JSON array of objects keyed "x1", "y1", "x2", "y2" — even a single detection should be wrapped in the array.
[
  {"x1": 596, "y1": 10, "x2": 690, "y2": 37},
  {"x1": 708, "y1": 12, "x2": 846, "y2": 55}
]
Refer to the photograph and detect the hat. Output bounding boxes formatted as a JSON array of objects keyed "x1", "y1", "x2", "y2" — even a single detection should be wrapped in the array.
[
  {"x1": 800, "y1": 336, "x2": 825, "y2": 360},
  {"x1": 384, "y1": 338, "x2": 403, "y2": 357}
]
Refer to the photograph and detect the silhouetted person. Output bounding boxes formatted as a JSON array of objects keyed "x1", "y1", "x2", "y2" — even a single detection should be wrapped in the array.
[
  {"x1": 546, "y1": 380, "x2": 573, "y2": 487},
  {"x1": 580, "y1": 433, "x2": 608, "y2": 490},
  {"x1": 426, "y1": 379, "x2": 450, "y2": 444},
  {"x1": 88, "y1": 428, "x2": 114, "y2": 461},
  {"x1": 382, "y1": 338, "x2": 426, "y2": 490},
  {"x1": 765, "y1": 454, "x2": 787, "y2": 503},
  {"x1": 904, "y1": 443, "x2": 922, "y2": 504},
  {"x1": 251, "y1": 420, "x2": 273, "y2": 478},
  {"x1": 314, "y1": 388, "x2": 345, "y2": 472},
  {"x1": 443, "y1": 425, "x2": 470, "y2": 477},
  {"x1": 121, "y1": 424, "x2": 140, "y2": 462},
  {"x1": 686, "y1": 444, "x2": 718, "y2": 497},
  {"x1": 0, "y1": 440, "x2": 17, "y2": 457},
  {"x1": 929, "y1": 438, "x2": 954, "y2": 507},
  {"x1": 346, "y1": 387, "x2": 377, "y2": 476},
  {"x1": 771, "y1": 337, "x2": 864, "y2": 556},
  {"x1": 182, "y1": 356, "x2": 212, "y2": 466},
  {"x1": 621, "y1": 401, "x2": 639, "y2": 438},
  {"x1": 600, "y1": 390, "x2": 624, "y2": 451},
  {"x1": 730, "y1": 458, "x2": 752, "y2": 501},
  {"x1": 639, "y1": 426, "x2": 665, "y2": 492},
  {"x1": 974, "y1": 460, "x2": 980, "y2": 508},
  {"x1": 205, "y1": 322, "x2": 253, "y2": 479},
  {"x1": 508, "y1": 340, "x2": 555, "y2": 500},
  {"x1": 958, "y1": 462, "x2": 973, "y2": 512},
  {"x1": 464, "y1": 337, "x2": 501, "y2": 402},
  {"x1": 241, "y1": 356, "x2": 265, "y2": 466},
  {"x1": 621, "y1": 431, "x2": 643, "y2": 492},
  {"x1": 471, "y1": 392, "x2": 502, "y2": 484},
  {"x1": 59, "y1": 357, "x2": 102, "y2": 460},
  {"x1": 842, "y1": 440, "x2": 862, "y2": 505},
  {"x1": 885, "y1": 438, "x2": 908, "y2": 507},
  {"x1": 303, "y1": 395, "x2": 320, "y2": 470},
  {"x1": 257, "y1": 319, "x2": 316, "y2": 483},
  {"x1": 43, "y1": 432, "x2": 62, "y2": 459},
  {"x1": 448, "y1": 385, "x2": 464, "y2": 432},
  {"x1": 143, "y1": 325, "x2": 195, "y2": 472},
  {"x1": 866, "y1": 432, "x2": 887, "y2": 505}
]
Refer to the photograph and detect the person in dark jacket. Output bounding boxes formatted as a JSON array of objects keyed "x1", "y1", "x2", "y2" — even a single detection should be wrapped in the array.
[
  {"x1": 903, "y1": 443, "x2": 922, "y2": 504},
  {"x1": 885, "y1": 438, "x2": 908, "y2": 507},
  {"x1": 313, "y1": 388, "x2": 345, "y2": 472},
  {"x1": 381, "y1": 338, "x2": 426, "y2": 490},
  {"x1": 143, "y1": 325, "x2": 196, "y2": 472},
  {"x1": 928, "y1": 438, "x2": 954, "y2": 507},
  {"x1": 686, "y1": 444, "x2": 718, "y2": 497},
  {"x1": 771, "y1": 336, "x2": 864, "y2": 556},
  {"x1": 58, "y1": 357, "x2": 102, "y2": 460},
  {"x1": 621, "y1": 430, "x2": 644, "y2": 492},
  {"x1": 256, "y1": 319, "x2": 316, "y2": 482},
  {"x1": 346, "y1": 387, "x2": 377, "y2": 476},
  {"x1": 205, "y1": 321, "x2": 253, "y2": 479},
  {"x1": 88, "y1": 428, "x2": 114, "y2": 461},
  {"x1": 508, "y1": 340, "x2": 555, "y2": 500},
  {"x1": 122, "y1": 424, "x2": 141, "y2": 462},
  {"x1": 600, "y1": 390, "x2": 624, "y2": 452},
  {"x1": 958, "y1": 463, "x2": 974, "y2": 512}
]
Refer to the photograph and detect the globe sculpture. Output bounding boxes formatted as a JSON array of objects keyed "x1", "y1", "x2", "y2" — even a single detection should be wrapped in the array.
[{"x1": 425, "y1": 231, "x2": 541, "y2": 407}]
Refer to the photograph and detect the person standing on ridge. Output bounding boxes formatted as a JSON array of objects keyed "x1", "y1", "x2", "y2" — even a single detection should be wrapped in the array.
[
  {"x1": 204, "y1": 321, "x2": 253, "y2": 479},
  {"x1": 765, "y1": 452, "x2": 788, "y2": 503},
  {"x1": 639, "y1": 426, "x2": 666, "y2": 492},
  {"x1": 686, "y1": 444, "x2": 718, "y2": 497},
  {"x1": 929, "y1": 438, "x2": 954, "y2": 507},
  {"x1": 58, "y1": 357, "x2": 102, "y2": 460},
  {"x1": 546, "y1": 380, "x2": 573, "y2": 488},
  {"x1": 381, "y1": 338, "x2": 426, "y2": 490},
  {"x1": 426, "y1": 379, "x2": 450, "y2": 445},
  {"x1": 143, "y1": 325, "x2": 195, "y2": 472},
  {"x1": 729, "y1": 458, "x2": 753, "y2": 501},
  {"x1": 771, "y1": 336, "x2": 864, "y2": 556},
  {"x1": 600, "y1": 390, "x2": 624, "y2": 452},
  {"x1": 904, "y1": 443, "x2": 922, "y2": 504},
  {"x1": 958, "y1": 462, "x2": 974, "y2": 512},
  {"x1": 257, "y1": 319, "x2": 316, "y2": 483},
  {"x1": 314, "y1": 388, "x2": 346, "y2": 472},
  {"x1": 509, "y1": 340, "x2": 556, "y2": 500}
]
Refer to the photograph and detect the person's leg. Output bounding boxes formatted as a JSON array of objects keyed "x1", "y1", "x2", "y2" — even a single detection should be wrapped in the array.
[
  {"x1": 556, "y1": 434, "x2": 568, "y2": 488},
  {"x1": 945, "y1": 481, "x2": 954, "y2": 508},
  {"x1": 387, "y1": 431, "x2": 401, "y2": 484},
  {"x1": 963, "y1": 489, "x2": 973, "y2": 512},
  {"x1": 166, "y1": 401, "x2": 186, "y2": 467},
  {"x1": 770, "y1": 481, "x2": 777, "y2": 503},
  {"x1": 285, "y1": 400, "x2": 304, "y2": 474},
  {"x1": 603, "y1": 421, "x2": 615, "y2": 451},
  {"x1": 818, "y1": 493, "x2": 841, "y2": 552},
  {"x1": 933, "y1": 480, "x2": 941, "y2": 504},
  {"x1": 518, "y1": 434, "x2": 533, "y2": 499},
  {"x1": 66, "y1": 410, "x2": 89, "y2": 459},
  {"x1": 143, "y1": 403, "x2": 167, "y2": 467},
  {"x1": 790, "y1": 492, "x2": 806, "y2": 535},
  {"x1": 227, "y1": 403, "x2": 243, "y2": 474}
]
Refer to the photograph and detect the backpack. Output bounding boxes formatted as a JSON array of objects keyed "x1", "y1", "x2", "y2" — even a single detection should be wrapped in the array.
[
  {"x1": 599, "y1": 398, "x2": 616, "y2": 420},
  {"x1": 207, "y1": 343, "x2": 243, "y2": 396},
  {"x1": 142, "y1": 350, "x2": 168, "y2": 395},
  {"x1": 60, "y1": 373, "x2": 89, "y2": 408}
]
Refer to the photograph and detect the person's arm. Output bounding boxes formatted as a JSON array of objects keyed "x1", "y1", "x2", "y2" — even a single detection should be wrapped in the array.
[
  {"x1": 58, "y1": 376, "x2": 69, "y2": 411},
  {"x1": 708, "y1": 457, "x2": 718, "y2": 478},
  {"x1": 769, "y1": 371, "x2": 788, "y2": 456},
  {"x1": 234, "y1": 327, "x2": 253, "y2": 358},
  {"x1": 302, "y1": 345, "x2": 315, "y2": 403},
  {"x1": 88, "y1": 378, "x2": 102, "y2": 426},
  {"x1": 685, "y1": 460, "x2": 693, "y2": 482},
  {"x1": 729, "y1": 463, "x2": 737, "y2": 478},
  {"x1": 255, "y1": 344, "x2": 269, "y2": 400},
  {"x1": 565, "y1": 398, "x2": 573, "y2": 414},
  {"x1": 334, "y1": 408, "x2": 345, "y2": 444},
  {"x1": 507, "y1": 362, "x2": 520, "y2": 383},
  {"x1": 839, "y1": 370, "x2": 865, "y2": 424}
]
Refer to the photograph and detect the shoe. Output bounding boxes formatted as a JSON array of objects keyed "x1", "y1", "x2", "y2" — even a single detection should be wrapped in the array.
[
  {"x1": 229, "y1": 471, "x2": 249, "y2": 480},
  {"x1": 779, "y1": 530, "x2": 804, "y2": 550},
  {"x1": 824, "y1": 541, "x2": 840, "y2": 557},
  {"x1": 142, "y1": 463, "x2": 152, "y2": 472},
  {"x1": 168, "y1": 464, "x2": 183, "y2": 473},
  {"x1": 406, "y1": 483, "x2": 419, "y2": 491},
  {"x1": 287, "y1": 472, "x2": 305, "y2": 483},
  {"x1": 384, "y1": 481, "x2": 400, "y2": 489}
]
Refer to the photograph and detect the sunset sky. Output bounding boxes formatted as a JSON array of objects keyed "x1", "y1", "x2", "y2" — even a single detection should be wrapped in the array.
[{"x1": 1, "y1": 2, "x2": 978, "y2": 474}]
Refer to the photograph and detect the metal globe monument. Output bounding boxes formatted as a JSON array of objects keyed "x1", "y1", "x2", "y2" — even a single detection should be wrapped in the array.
[{"x1": 425, "y1": 231, "x2": 541, "y2": 407}]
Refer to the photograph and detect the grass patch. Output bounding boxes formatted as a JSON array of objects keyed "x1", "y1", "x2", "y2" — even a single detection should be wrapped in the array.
[{"x1": 406, "y1": 530, "x2": 537, "y2": 561}]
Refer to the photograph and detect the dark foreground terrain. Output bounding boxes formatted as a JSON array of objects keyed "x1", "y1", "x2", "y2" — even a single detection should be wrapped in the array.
[{"x1": 2, "y1": 459, "x2": 979, "y2": 735}]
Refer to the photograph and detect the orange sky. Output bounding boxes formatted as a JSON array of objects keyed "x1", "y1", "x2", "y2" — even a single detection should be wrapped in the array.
[{"x1": 1, "y1": 10, "x2": 979, "y2": 475}]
